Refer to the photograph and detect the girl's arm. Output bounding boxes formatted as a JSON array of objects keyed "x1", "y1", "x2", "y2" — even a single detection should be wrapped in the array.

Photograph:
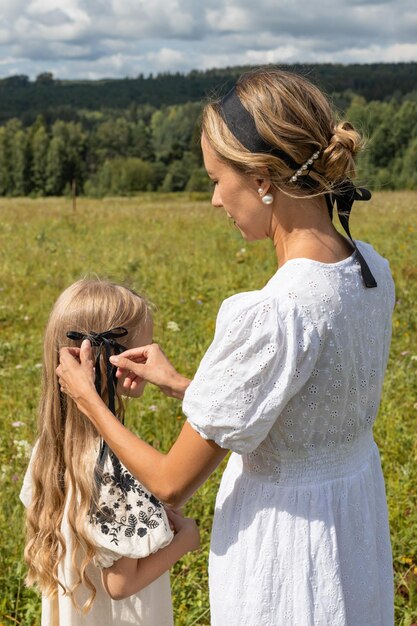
[
  {"x1": 57, "y1": 343, "x2": 228, "y2": 509},
  {"x1": 102, "y1": 510, "x2": 199, "y2": 600}
]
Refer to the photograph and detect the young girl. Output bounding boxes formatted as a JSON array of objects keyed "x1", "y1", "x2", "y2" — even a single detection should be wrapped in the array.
[{"x1": 20, "y1": 278, "x2": 200, "y2": 626}]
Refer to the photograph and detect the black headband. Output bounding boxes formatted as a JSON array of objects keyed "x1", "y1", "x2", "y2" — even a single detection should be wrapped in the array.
[
  {"x1": 218, "y1": 86, "x2": 377, "y2": 288},
  {"x1": 66, "y1": 326, "x2": 128, "y2": 481},
  {"x1": 219, "y1": 87, "x2": 300, "y2": 170}
]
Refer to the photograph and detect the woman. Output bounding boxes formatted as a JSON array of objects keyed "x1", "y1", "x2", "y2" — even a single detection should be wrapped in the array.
[{"x1": 58, "y1": 68, "x2": 395, "y2": 625}]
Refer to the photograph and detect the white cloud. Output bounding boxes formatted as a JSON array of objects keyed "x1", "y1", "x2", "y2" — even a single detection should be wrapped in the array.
[
  {"x1": 340, "y1": 43, "x2": 417, "y2": 63},
  {"x1": 146, "y1": 48, "x2": 186, "y2": 69},
  {"x1": 0, "y1": 0, "x2": 415, "y2": 79},
  {"x1": 27, "y1": 0, "x2": 89, "y2": 23},
  {"x1": 206, "y1": 6, "x2": 251, "y2": 32}
]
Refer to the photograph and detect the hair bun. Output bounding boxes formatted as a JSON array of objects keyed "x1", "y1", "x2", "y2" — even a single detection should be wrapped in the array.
[
  {"x1": 332, "y1": 122, "x2": 362, "y2": 156},
  {"x1": 321, "y1": 121, "x2": 363, "y2": 182}
]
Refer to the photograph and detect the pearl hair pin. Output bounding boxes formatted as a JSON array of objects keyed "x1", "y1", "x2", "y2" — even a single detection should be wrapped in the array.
[{"x1": 290, "y1": 150, "x2": 321, "y2": 183}]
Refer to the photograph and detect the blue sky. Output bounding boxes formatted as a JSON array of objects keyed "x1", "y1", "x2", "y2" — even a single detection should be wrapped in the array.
[{"x1": 0, "y1": 0, "x2": 416, "y2": 79}]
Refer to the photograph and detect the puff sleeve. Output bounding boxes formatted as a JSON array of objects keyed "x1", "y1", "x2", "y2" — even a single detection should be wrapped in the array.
[
  {"x1": 86, "y1": 453, "x2": 174, "y2": 568},
  {"x1": 19, "y1": 442, "x2": 36, "y2": 509},
  {"x1": 20, "y1": 443, "x2": 173, "y2": 569},
  {"x1": 183, "y1": 293, "x2": 321, "y2": 454}
]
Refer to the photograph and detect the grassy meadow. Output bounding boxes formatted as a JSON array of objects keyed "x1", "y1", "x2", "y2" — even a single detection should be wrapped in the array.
[{"x1": 0, "y1": 191, "x2": 416, "y2": 625}]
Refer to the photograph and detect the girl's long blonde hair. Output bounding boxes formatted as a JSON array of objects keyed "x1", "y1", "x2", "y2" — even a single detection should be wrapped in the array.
[{"x1": 24, "y1": 278, "x2": 150, "y2": 611}]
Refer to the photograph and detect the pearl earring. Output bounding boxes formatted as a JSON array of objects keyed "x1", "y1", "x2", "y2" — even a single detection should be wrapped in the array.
[
  {"x1": 258, "y1": 188, "x2": 274, "y2": 205},
  {"x1": 261, "y1": 193, "x2": 274, "y2": 205}
]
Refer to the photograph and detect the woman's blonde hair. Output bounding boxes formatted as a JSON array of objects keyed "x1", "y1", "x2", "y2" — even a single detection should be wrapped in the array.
[
  {"x1": 24, "y1": 278, "x2": 151, "y2": 612},
  {"x1": 202, "y1": 67, "x2": 363, "y2": 195}
]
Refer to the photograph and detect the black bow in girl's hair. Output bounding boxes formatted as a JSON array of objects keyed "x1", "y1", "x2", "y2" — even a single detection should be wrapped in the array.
[{"x1": 66, "y1": 327, "x2": 128, "y2": 478}]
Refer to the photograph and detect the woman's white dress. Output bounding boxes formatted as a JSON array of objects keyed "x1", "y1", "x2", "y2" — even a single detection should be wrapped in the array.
[
  {"x1": 20, "y1": 445, "x2": 174, "y2": 626},
  {"x1": 183, "y1": 241, "x2": 395, "y2": 626}
]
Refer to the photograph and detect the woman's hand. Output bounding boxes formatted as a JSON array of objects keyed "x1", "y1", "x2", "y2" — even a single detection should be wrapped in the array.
[
  {"x1": 110, "y1": 343, "x2": 191, "y2": 399},
  {"x1": 56, "y1": 339, "x2": 102, "y2": 414}
]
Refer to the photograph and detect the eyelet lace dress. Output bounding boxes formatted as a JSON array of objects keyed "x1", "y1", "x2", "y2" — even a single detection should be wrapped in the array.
[{"x1": 183, "y1": 241, "x2": 395, "y2": 626}]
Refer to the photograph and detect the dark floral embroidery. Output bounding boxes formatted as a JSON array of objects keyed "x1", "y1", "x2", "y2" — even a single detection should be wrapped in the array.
[
  {"x1": 95, "y1": 505, "x2": 116, "y2": 525},
  {"x1": 150, "y1": 494, "x2": 160, "y2": 508},
  {"x1": 89, "y1": 452, "x2": 166, "y2": 547}
]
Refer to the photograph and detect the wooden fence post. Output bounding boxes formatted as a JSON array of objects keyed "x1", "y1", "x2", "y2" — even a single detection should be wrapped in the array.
[{"x1": 72, "y1": 178, "x2": 77, "y2": 212}]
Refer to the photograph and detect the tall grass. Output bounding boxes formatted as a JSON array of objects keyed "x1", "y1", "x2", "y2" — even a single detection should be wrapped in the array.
[{"x1": 0, "y1": 192, "x2": 416, "y2": 625}]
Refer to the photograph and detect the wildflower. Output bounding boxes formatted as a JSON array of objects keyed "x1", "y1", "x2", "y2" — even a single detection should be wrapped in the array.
[
  {"x1": 13, "y1": 439, "x2": 32, "y2": 459},
  {"x1": 35, "y1": 363, "x2": 42, "y2": 369},
  {"x1": 15, "y1": 364, "x2": 23, "y2": 370},
  {"x1": 400, "y1": 556, "x2": 413, "y2": 565},
  {"x1": 167, "y1": 321, "x2": 180, "y2": 332},
  {"x1": 149, "y1": 405, "x2": 158, "y2": 412},
  {"x1": 12, "y1": 421, "x2": 25, "y2": 428}
]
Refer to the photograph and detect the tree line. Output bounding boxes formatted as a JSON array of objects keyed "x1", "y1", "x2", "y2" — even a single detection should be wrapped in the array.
[
  {"x1": 0, "y1": 65, "x2": 416, "y2": 196},
  {"x1": 1, "y1": 63, "x2": 417, "y2": 125},
  {"x1": 0, "y1": 103, "x2": 205, "y2": 196}
]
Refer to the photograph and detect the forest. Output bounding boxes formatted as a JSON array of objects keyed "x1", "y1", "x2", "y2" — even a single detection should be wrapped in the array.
[{"x1": 0, "y1": 62, "x2": 416, "y2": 196}]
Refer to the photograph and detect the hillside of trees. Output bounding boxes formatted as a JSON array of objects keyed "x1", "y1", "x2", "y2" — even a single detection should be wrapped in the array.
[
  {"x1": 1, "y1": 63, "x2": 417, "y2": 125},
  {"x1": 0, "y1": 63, "x2": 416, "y2": 196}
]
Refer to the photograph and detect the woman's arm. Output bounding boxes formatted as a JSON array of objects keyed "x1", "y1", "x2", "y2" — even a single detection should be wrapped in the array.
[
  {"x1": 57, "y1": 342, "x2": 228, "y2": 508},
  {"x1": 103, "y1": 510, "x2": 199, "y2": 600}
]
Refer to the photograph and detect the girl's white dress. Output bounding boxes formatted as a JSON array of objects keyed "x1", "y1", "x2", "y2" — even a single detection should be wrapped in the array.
[
  {"x1": 183, "y1": 242, "x2": 395, "y2": 626},
  {"x1": 20, "y1": 445, "x2": 174, "y2": 626}
]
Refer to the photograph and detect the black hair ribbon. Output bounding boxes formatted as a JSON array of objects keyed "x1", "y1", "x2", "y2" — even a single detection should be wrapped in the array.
[
  {"x1": 325, "y1": 181, "x2": 377, "y2": 288},
  {"x1": 66, "y1": 327, "x2": 128, "y2": 481}
]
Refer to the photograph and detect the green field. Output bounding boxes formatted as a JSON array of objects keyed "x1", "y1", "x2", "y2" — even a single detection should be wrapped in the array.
[{"x1": 0, "y1": 192, "x2": 416, "y2": 625}]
